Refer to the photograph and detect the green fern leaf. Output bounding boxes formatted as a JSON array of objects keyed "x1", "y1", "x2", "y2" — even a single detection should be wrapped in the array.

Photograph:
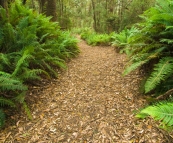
[
  {"x1": 0, "y1": 109, "x2": 5, "y2": 128},
  {"x1": 0, "y1": 72, "x2": 27, "y2": 91},
  {"x1": 123, "y1": 59, "x2": 149, "y2": 76},
  {"x1": 41, "y1": 61, "x2": 58, "y2": 78},
  {"x1": 145, "y1": 57, "x2": 173, "y2": 93},
  {"x1": 22, "y1": 101, "x2": 32, "y2": 120},
  {"x1": 14, "y1": 91, "x2": 26, "y2": 103},
  {"x1": 12, "y1": 46, "x2": 34, "y2": 76},
  {"x1": 136, "y1": 102, "x2": 173, "y2": 127},
  {"x1": 20, "y1": 68, "x2": 43, "y2": 81},
  {"x1": 0, "y1": 53, "x2": 10, "y2": 67},
  {"x1": 0, "y1": 97, "x2": 15, "y2": 107},
  {"x1": 160, "y1": 38, "x2": 173, "y2": 44}
]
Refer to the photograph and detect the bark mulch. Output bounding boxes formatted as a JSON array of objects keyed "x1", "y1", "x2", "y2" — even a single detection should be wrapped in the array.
[{"x1": 0, "y1": 37, "x2": 172, "y2": 142}]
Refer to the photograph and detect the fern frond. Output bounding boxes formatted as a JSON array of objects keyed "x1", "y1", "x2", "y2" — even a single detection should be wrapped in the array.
[
  {"x1": 20, "y1": 68, "x2": 50, "y2": 80},
  {"x1": 22, "y1": 101, "x2": 32, "y2": 120},
  {"x1": 0, "y1": 53, "x2": 10, "y2": 67},
  {"x1": 0, "y1": 97, "x2": 15, "y2": 107},
  {"x1": 0, "y1": 72, "x2": 27, "y2": 91},
  {"x1": 145, "y1": 57, "x2": 173, "y2": 93},
  {"x1": 41, "y1": 61, "x2": 58, "y2": 78},
  {"x1": 0, "y1": 109, "x2": 5, "y2": 128},
  {"x1": 136, "y1": 102, "x2": 173, "y2": 127},
  {"x1": 0, "y1": 7, "x2": 8, "y2": 24},
  {"x1": 44, "y1": 55, "x2": 66, "y2": 69},
  {"x1": 13, "y1": 91, "x2": 26, "y2": 103},
  {"x1": 123, "y1": 59, "x2": 149, "y2": 76},
  {"x1": 12, "y1": 46, "x2": 34, "y2": 76},
  {"x1": 160, "y1": 38, "x2": 173, "y2": 44}
]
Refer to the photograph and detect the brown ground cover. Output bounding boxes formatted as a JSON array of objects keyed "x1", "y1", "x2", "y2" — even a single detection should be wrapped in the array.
[{"x1": 0, "y1": 37, "x2": 172, "y2": 142}]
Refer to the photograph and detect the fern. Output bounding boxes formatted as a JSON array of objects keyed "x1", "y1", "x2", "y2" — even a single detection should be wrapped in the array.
[
  {"x1": 0, "y1": 97, "x2": 15, "y2": 128},
  {"x1": 145, "y1": 57, "x2": 173, "y2": 93},
  {"x1": 20, "y1": 68, "x2": 50, "y2": 81},
  {"x1": 136, "y1": 102, "x2": 173, "y2": 127},
  {"x1": 0, "y1": 72, "x2": 27, "y2": 91},
  {"x1": 123, "y1": 59, "x2": 149, "y2": 76},
  {"x1": 22, "y1": 101, "x2": 32, "y2": 120},
  {"x1": 13, "y1": 91, "x2": 26, "y2": 103},
  {"x1": 12, "y1": 46, "x2": 34, "y2": 76},
  {"x1": 0, "y1": 97, "x2": 15, "y2": 107},
  {"x1": 0, "y1": 109, "x2": 5, "y2": 128}
]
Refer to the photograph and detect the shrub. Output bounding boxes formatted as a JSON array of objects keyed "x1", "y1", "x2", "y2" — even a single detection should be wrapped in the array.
[
  {"x1": 111, "y1": 27, "x2": 139, "y2": 55},
  {"x1": 80, "y1": 27, "x2": 111, "y2": 46}
]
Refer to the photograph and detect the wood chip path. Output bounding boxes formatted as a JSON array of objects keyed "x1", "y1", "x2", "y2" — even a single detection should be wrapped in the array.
[{"x1": 0, "y1": 37, "x2": 171, "y2": 143}]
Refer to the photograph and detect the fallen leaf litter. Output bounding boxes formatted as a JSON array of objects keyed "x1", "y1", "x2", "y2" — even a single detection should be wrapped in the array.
[{"x1": 0, "y1": 37, "x2": 172, "y2": 142}]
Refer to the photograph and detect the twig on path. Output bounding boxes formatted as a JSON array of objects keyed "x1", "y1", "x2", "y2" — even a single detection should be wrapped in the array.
[{"x1": 156, "y1": 88, "x2": 173, "y2": 100}]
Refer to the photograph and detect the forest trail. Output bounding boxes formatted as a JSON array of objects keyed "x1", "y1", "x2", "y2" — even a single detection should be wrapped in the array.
[{"x1": 0, "y1": 37, "x2": 169, "y2": 142}]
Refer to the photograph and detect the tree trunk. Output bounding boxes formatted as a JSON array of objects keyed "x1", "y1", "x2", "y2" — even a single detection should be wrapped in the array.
[
  {"x1": 0, "y1": 0, "x2": 7, "y2": 9},
  {"x1": 46, "y1": 0, "x2": 57, "y2": 21},
  {"x1": 38, "y1": 0, "x2": 46, "y2": 14},
  {"x1": 39, "y1": 0, "x2": 57, "y2": 22},
  {"x1": 91, "y1": 0, "x2": 97, "y2": 31}
]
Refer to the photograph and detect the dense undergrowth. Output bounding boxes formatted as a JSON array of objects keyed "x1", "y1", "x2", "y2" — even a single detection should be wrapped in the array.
[
  {"x1": 0, "y1": 2, "x2": 79, "y2": 127},
  {"x1": 74, "y1": 28, "x2": 111, "y2": 46},
  {"x1": 115, "y1": 0, "x2": 173, "y2": 131}
]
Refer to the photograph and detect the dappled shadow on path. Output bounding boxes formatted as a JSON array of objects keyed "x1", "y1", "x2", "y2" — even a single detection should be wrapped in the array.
[{"x1": 0, "y1": 37, "x2": 170, "y2": 142}]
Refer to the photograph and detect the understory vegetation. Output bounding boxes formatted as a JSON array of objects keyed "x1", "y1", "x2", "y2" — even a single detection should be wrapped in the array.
[
  {"x1": 113, "y1": 0, "x2": 173, "y2": 131},
  {"x1": 80, "y1": 28, "x2": 111, "y2": 46},
  {"x1": 0, "y1": 2, "x2": 79, "y2": 127}
]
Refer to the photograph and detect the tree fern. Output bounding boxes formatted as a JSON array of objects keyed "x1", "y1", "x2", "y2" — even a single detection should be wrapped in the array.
[
  {"x1": 136, "y1": 102, "x2": 173, "y2": 127},
  {"x1": 145, "y1": 57, "x2": 173, "y2": 93}
]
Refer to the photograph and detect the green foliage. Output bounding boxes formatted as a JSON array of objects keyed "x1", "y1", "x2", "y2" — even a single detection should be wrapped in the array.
[
  {"x1": 0, "y1": 72, "x2": 27, "y2": 91},
  {"x1": 0, "y1": 97, "x2": 16, "y2": 107},
  {"x1": 0, "y1": 109, "x2": 5, "y2": 128},
  {"x1": 0, "y1": 2, "x2": 79, "y2": 128},
  {"x1": 22, "y1": 101, "x2": 33, "y2": 120},
  {"x1": 0, "y1": 97, "x2": 16, "y2": 128},
  {"x1": 121, "y1": 0, "x2": 173, "y2": 132},
  {"x1": 123, "y1": 0, "x2": 173, "y2": 94},
  {"x1": 145, "y1": 57, "x2": 173, "y2": 93},
  {"x1": 111, "y1": 27, "x2": 139, "y2": 55},
  {"x1": 80, "y1": 27, "x2": 111, "y2": 46},
  {"x1": 136, "y1": 102, "x2": 173, "y2": 129}
]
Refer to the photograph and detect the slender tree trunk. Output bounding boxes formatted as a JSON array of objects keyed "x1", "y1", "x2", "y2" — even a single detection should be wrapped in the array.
[
  {"x1": 91, "y1": 0, "x2": 97, "y2": 31},
  {"x1": 38, "y1": 0, "x2": 46, "y2": 13},
  {"x1": 46, "y1": 0, "x2": 57, "y2": 21},
  {"x1": 22, "y1": 0, "x2": 27, "y2": 5},
  {"x1": 38, "y1": 0, "x2": 57, "y2": 22},
  {"x1": 0, "y1": 0, "x2": 7, "y2": 9}
]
